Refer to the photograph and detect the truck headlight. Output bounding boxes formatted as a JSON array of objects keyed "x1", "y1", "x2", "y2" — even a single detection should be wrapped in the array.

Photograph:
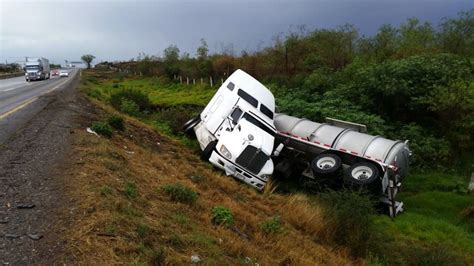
[
  {"x1": 261, "y1": 174, "x2": 271, "y2": 181},
  {"x1": 219, "y1": 145, "x2": 232, "y2": 159}
]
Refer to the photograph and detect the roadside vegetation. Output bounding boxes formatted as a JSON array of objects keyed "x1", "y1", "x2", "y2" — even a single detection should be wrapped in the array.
[{"x1": 70, "y1": 10, "x2": 473, "y2": 265}]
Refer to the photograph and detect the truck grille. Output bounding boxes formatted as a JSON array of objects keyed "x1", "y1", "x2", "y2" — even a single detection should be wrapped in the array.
[
  {"x1": 236, "y1": 146, "x2": 269, "y2": 175},
  {"x1": 29, "y1": 73, "x2": 35, "y2": 76}
]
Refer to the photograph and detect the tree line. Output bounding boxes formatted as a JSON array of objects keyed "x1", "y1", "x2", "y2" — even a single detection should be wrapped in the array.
[{"x1": 102, "y1": 10, "x2": 473, "y2": 168}]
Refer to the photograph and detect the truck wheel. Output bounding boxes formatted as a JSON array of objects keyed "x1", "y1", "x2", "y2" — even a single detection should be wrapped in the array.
[
  {"x1": 183, "y1": 116, "x2": 201, "y2": 138},
  {"x1": 311, "y1": 153, "x2": 342, "y2": 175},
  {"x1": 201, "y1": 140, "x2": 217, "y2": 161},
  {"x1": 345, "y1": 162, "x2": 379, "y2": 185}
]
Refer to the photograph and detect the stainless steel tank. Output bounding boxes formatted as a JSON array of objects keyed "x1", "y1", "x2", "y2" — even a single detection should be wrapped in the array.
[{"x1": 274, "y1": 113, "x2": 410, "y2": 178}]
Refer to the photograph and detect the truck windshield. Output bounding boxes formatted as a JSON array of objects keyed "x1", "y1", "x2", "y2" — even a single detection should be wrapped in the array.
[
  {"x1": 242, "y1": 113, "x2": 275, "y2": 136},
  {"x1": 25, "y1": 66, "x2": 39, "y2": 69}
]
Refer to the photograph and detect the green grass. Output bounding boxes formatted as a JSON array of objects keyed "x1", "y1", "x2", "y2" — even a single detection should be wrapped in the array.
[
  {"x1": 370, "y1": 171, "x2": 474, "y2": 262},
  {"x1": 162, "y1": 183, "x2": 198, "y2": 204},
  {"x1": 83, "y1": 75, "x2": 215, "y2": 107}
]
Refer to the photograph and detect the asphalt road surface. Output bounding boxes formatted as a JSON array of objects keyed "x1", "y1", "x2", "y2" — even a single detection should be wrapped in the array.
[
  {"x1": 0, "y1": 69, "x2": 86, "y2": 264},
  {"x1": 0, "y1": 70, "x2": 77, "y2": 143}
]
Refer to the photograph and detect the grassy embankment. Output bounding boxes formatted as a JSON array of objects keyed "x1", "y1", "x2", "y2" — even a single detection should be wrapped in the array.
[
  {"x1": 71, "y1": 69, "x2": 473, "y2": 264},
  {"x1": 67, "y1": 69, "x2": 355, "y2": 264}
]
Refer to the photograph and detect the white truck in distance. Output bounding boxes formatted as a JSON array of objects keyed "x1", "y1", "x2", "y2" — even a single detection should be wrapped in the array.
[
  {"x1": 184, "y1": 69, "x2": 411, "y2": 217},
  {"x1": 183, "y1": 69, "x2": 276, "y2": 190},
  {"x1": 24, "y1": 57, "x2": 50, "y2": 81}
]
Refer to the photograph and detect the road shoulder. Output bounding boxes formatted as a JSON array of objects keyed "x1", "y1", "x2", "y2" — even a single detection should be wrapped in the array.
[{"x1": 0, "y1": 72, "x2": 95, "y2": 264}]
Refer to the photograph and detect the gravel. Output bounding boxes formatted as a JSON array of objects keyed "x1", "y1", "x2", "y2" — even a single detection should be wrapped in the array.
[{"x1": 0, "y1": 72, "x2": 87, "y2": 264}]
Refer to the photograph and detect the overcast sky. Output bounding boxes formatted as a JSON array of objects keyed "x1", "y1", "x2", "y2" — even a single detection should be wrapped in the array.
[{"x1": 0, "y1": 0, "x2": 472, "y2": 65}]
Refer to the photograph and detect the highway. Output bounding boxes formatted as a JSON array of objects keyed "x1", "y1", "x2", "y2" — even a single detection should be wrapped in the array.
[
  {"x1": 0, "y1": 69, "x2": 77, "y2": 118},
  {"x1": 0, "y1": 69, "x2": 78, "y2": 143}
]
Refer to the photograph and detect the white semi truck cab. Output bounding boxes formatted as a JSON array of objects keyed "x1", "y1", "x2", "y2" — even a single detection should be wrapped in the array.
[{"x1": 183, "y1": 69, "x2": 276, "y2": 190}]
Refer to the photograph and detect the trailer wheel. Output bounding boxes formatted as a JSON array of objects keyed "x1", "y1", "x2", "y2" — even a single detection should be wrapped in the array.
[
  {"x1": 346, "y1": 162, "x2": 379, "y2": 185},
  {"x1": 182, "y1": 116, "x2": 201, "y2": 138},
  {"x1": 201, "y1": 140, "x2": 217, "y2": 161},
  {"x1": 311, "y1": 153, "x2": 342, "y2": 175}
]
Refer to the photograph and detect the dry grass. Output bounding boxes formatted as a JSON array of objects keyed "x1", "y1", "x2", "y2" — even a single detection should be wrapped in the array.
[{"x1": 61, "y1": 100, "x2": 355, "y2": 265}]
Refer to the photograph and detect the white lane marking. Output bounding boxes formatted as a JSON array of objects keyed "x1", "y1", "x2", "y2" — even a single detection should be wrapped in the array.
[{"x1": 0, "y1": 73, "x2": 73, "y2": 120}]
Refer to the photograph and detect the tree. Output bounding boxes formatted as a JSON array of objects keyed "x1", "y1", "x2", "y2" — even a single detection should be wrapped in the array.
[
  {"x1": 196, "y1": 38, "x2": 209, "y2": 60},
  {"x1": 163, "y1": 45, "x2": 180, "y2": 62},
  {"x1": 81, "y1": 54, "x2": 96, "y2": 69},
  {"x1": 438, "y1": 9, "x2": 474, "y2": 55},
  {"x1": 163, "y1": 45, "x2": 180, "y2": 78}
]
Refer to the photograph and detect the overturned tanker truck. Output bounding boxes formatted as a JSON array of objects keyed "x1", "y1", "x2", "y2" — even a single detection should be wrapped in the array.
[
  {"x1": 273, "y1": 115, "x2": 411, "y2": 216},
  {"x1": 184, "y1": 69, "x2": 411, "y2": 217}
]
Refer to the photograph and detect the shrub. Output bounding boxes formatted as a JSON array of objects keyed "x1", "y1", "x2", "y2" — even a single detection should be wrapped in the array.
[
  {"x1": 319, "y1": 189, "x2": 375, "y2": 257},
  {"x1": 162, "y1": 183, "x2": 197, "y2": 204},
  {"x1": 108, "y1": 115, "x2": 125, "y2": 131},
  {"x1": 120, "y1": 98, "x2": 140, "y2": 116},
  {"x1": 125, "y1": 182, "x2": 138, "y2": 199},
  {"x1": 211, "y1": 206, "x2": 234, "y2": 227},
  {"x1": 91, "y1": 122, "x2": 113, "y2": 138},
  {"x1": 110, "y1": 89, "x2": 151, "y2": 113},
  {"x1": 260, "y1": 216, "x2": 282, "y2": 235}
]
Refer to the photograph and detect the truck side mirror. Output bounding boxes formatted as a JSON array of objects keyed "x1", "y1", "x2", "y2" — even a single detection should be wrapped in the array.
[{"x1": 272, "y1": 143, "x2": 284, "y2": 157}]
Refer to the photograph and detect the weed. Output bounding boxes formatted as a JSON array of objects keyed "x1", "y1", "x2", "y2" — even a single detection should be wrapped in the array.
[
  {"x1": 320, "y1": 189, "x2": 375, "y2": 257},
  {"x1": 105, "y1": 223, "x2": 117, "y2": 235},
  {"x1": 100, "y1": 186, "x2": 113, "y2": 196},
  {"x1": 211, "y1": 206, "x2": 234, "y2": 227},
  {"x1": 166, "y1": 233, "x2": 185, "y2": 249},
  {"x1": 404, "y1": 243, "x2": 466, "y2": 265},
  {"x1": 162, "y1": 183, "x2": 197, "y2": 204},
  {"x1": 91, "y1": 122, "x2": 113, "y2": 138},
  {"x1": 260, "y1": 216, "x2": 281, "y2": 235},
  {"x1": 115, "y1": 201, "x2": 143, "y2": 217},
  {"x1": 120, "y1": 98, "x2": 140, "y2": 116},
  {"x1": 136, "y1": 224, "x2": 150, "y2": 239},
  {"x1": 150, "y1": 247, "x2": 166, "y2": 265},
  {"x1": 172, "y1": 213, "x2": 190, "y2": 225},
  {"x1": 108, "y1": 115, "x2": 125, "y2": 131},
  {"x1": 110, "y1": 88, "x2": 151, "y2": 112},
  {"x1": 125, "y1": 182, "x2": 138, "y2": 199}
]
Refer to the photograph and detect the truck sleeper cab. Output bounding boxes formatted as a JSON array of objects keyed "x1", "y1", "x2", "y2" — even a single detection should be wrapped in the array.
[{"x1": 184, "y1": 69, "x2": 276, "y2": 190}]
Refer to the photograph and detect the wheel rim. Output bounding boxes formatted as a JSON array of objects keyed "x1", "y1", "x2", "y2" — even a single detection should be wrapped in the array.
[
  {"x1": 316, "y1": 157, "x2": 336, "y2": 170},
  {"x1": 351, "y1": 165, "x2": 373, "y2": 180}
]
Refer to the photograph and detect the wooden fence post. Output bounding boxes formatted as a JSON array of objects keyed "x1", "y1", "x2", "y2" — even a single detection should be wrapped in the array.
[
  {"x1": 200, "y1": 78, "x2": 203, "y2": 84},
  {"x1": 193, "y1": 79, "x2": 195, "y2": 85},
  {"x1": 186, "y1": 77, "x2": 189, "y2": 85},
  {"x1": 210, "y1": 77, "x2": 213, "y2": 87},
  {"x1": 179, "y1": 76, "x2": 182, "y2": 84}
]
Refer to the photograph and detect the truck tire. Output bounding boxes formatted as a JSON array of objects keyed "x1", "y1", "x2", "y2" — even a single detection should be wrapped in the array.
[
  {"x1": 311, "y1": 153, "x2": 342, "y2": 175},
  {"x1": 201, "y1": 140, "x2": 217, "y2": 161},
  {"x1": 345, "y1": 162, "x2": 379, "y2": 186},
  {"x1": 183, "y1": 116, "x2": 201, "y2": 138}
]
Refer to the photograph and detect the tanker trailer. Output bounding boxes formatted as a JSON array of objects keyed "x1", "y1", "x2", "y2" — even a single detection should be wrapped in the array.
[{"x1": 273, "y1": 114, "x2": 411, "y2": 217}]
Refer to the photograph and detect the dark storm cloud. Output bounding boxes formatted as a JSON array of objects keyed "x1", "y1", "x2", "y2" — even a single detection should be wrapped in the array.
[{"x1": 1, "y1": 0, "x2": 472, "y2": 64}]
